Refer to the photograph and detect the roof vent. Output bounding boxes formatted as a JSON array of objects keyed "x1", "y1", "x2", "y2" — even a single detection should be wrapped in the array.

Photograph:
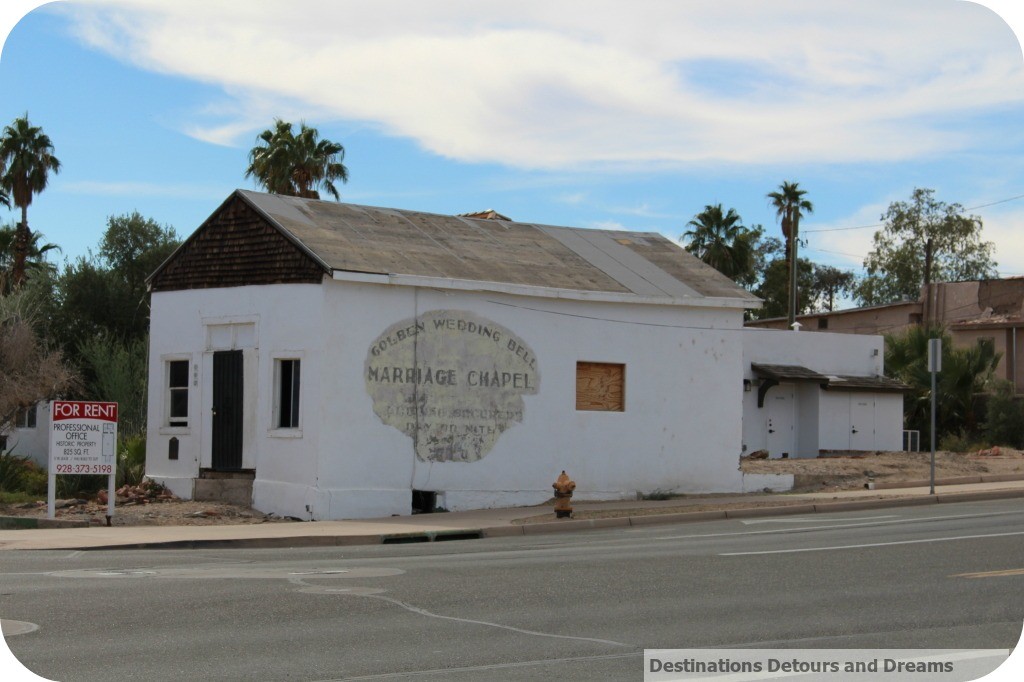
[{"x1": 458, "y1": 209, "x2": 511, "y2": 221}]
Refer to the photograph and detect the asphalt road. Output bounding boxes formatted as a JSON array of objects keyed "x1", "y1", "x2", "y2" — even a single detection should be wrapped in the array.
[{"x1": 2, "y1": 499, "x2": 1023, "y2": 681}]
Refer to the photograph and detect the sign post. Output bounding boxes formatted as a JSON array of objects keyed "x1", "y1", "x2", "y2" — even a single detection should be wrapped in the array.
[
  {"x1": 927, "y1": 338, "x2": 942, "y2": 495},
  {"x1": 48, "y1": 401, "x2": 118, "y2": 523}
]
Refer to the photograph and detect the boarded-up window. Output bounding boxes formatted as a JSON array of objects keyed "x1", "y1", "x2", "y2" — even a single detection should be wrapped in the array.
[{"x1": 576, "y1": 362, "x2": 625, "y2": 411}]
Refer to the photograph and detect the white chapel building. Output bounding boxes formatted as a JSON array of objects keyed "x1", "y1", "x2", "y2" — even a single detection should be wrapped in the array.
[{"x1": 144, "y1": 190, "x2": 904, "y2": 520}]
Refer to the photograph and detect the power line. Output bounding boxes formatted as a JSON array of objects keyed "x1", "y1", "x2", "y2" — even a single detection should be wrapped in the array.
[
  {"x1": 967, "y1": 193, "x2": 1024, "y2": 210},
  {"x1": 802, "y1": 192, "x2": 1024, "y2": 234}
]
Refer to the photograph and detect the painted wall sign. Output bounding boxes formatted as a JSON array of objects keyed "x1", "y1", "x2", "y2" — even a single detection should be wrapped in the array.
[{"x1": 365, "y1": 310, "x2": 540, "y2": 462}]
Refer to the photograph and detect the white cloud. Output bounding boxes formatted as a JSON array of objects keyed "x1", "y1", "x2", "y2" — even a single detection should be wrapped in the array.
[
  {"x1": 59, "y1": 0, "x2": 1024, "y2": 169},
  {"x1": 803, "y1": 201, "x2": 892, "y2": 271},
  {"x1": 59, "y1": 179, "x2": 228, "y2": 200},
  {"x1": 803, "y1": 194, "x2": 1024, "y2": 279},
  {"x1": 588, "y1": 219, "x2": 628, "y2": 231},
  {"x1": 980, "y1": 204, "x2": 1024, "y2": 276}
]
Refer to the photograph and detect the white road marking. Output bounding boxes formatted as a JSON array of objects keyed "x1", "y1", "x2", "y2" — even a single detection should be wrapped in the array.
[
  {"x1": 721, "y1": 530, "x2": 1024, "y2": 556},
  {"x1": 654, "y1": 509, "x2": 1024, "y2": 541},
  {"x1": 0, "y1": 619, "x2": 40, "y2": 636},
  {"x1": 318, "y1": 652, "x2": 642, "y2": 680},
  {"x1": 739, "y1": 515, "x2": 897, "y2": 525},
  {"x1": 363, "y1": 593, "x2": 632, "y2": 648}
]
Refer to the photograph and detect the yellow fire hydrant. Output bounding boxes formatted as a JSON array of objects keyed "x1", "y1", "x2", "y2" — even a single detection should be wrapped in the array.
[{"x1": 552, "y1": 470, "x2": 576, "y2": 518}]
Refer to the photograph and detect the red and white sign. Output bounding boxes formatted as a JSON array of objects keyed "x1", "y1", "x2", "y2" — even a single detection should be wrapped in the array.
[{"x1": 49, "y1": 401, "x2": 118, "y2": 475}]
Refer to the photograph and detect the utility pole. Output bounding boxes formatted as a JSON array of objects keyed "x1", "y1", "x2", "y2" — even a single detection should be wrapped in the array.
[
  {"x1": 923, "y1": 237, "x2": 933, "y2": 287},
  {"x1": 928, "y1": 337, "x2": 942, "y2": 495},
  {"x1": 788, "y1": 210, "x2": 800, "y2": 328}
]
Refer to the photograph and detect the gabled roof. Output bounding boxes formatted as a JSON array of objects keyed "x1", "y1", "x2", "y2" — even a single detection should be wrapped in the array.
[{"x1": 152, "y1": 190, "x2": 759, "y2": 307}]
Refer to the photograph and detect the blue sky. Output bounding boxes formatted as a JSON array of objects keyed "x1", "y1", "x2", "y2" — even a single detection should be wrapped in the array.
[
  {"x1": 2, "y1": 3, "x2": 1024, "y2": 680},
  {"x1": 1, "y1": 0, "x2": 1023, "y2": 291}
]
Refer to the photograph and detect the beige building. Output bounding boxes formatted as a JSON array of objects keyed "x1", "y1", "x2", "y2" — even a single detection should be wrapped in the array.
[{"x1": 746, "y1": 279, "x2": 1024, "y2": 393}]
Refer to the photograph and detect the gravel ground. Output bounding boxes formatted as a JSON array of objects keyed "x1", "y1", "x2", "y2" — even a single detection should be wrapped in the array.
[{"x1": 3, "y1": 449, "x2": 1020, "y2": 526}]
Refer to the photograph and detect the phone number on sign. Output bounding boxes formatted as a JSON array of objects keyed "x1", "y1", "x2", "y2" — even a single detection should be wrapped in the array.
[{"x1": 54, "y1": 464, "x2": 113, "y2": 475}]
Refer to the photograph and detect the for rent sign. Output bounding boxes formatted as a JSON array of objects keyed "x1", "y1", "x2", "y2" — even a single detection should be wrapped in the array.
[
  {"x1": 48, "y1": 401, "x2": 118, "y2": 521},
  {"x1": 49, "y1": 401, "x2": 118, "y2": 475}
]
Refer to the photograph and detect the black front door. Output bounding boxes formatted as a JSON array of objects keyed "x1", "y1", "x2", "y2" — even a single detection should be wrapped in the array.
[{"x1": 212, "y1": 350, "x2": 244, "y2": 471}]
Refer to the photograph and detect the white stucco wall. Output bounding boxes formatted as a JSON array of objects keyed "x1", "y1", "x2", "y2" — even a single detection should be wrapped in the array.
[
  {"x1": 147, "y1": 279, "x2": 751, "y2": 519},
  {"x1": 316, "y1": 282, "x2": 748, "y2": 518},
  {"x1": 146, "y1": 284, "x2": 327, "y2": 509}
]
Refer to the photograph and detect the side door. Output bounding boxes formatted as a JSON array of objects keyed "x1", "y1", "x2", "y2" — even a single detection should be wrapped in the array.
[
  {"x1": 766, "y1": 385, "x2": 796, "y2": 458},
  {"x1": 849, "y1": 396, "x2": 875, "y2": 450}
]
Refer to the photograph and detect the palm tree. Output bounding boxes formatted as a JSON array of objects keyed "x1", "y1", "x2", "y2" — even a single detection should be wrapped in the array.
[
  {"x1": 0, "y1": 224, "x2": 60, "y2": 294},
  {"x1": 245, "y1": 119, "x2": 348, "y2": 200},
  {"x1": 683, "y1": 204, "x2": 756, "y2": 284},
  {"x1": 885, "y1": 324, "x2": 1000, "y2": 448},
  {"x1": 767, "y1": 181, "x2": 813, "y2": 326},
  {"x1": 0, "y1": 114, "x2": 61, "y2": 289}
]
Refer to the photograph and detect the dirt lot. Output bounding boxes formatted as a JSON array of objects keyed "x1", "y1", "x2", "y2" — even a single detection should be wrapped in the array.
[
  {"x1": 741, "y1": 447, "x2": 1024, "y2": 492},
  {"x1": 0, "y1": 496, "x2": 297, "y2": 527},
  {"x1": 3, "y1": 449, "x2": 1022, "y2": 527}
]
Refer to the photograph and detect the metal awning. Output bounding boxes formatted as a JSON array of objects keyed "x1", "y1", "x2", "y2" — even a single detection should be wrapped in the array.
[
  {"x1": 823, "y1": 375, "x2": 910, "y2": 393},
  {"x1": 750, "y1": 364, "x2": 909, "y2": 407},
  {"x1": 751, "y1": 364, "x2": 829, "y2": 383}
]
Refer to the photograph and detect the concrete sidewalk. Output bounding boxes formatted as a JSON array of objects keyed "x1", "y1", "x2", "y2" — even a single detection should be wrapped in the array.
[{"x1": 1, "y1": 479, "x2": 1023, "y2": 551}]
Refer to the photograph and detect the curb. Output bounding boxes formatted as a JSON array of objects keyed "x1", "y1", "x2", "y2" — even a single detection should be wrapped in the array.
[
  {"x1": 21, "y1": 486, "x2": 1024, "y2": 551},
  {"x1": 869, "y1": 473, "x2": 1024, "y2": 490},
  {"x1": 0, "y1": 516, "x2": 89, "y2": 530}
]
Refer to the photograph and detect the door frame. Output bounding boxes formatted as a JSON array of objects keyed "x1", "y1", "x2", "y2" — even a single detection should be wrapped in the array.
[
  {"x1": 765, "y1": 383, "x2": 796, "y2": 458},
  {"x1": 211, "y1": 349, "x2": 245, "y2": 471}
]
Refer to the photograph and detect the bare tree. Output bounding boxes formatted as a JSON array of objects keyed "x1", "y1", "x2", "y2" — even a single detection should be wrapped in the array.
[{"x1": 0, "y1": 291, "x2": 78, "y2": 435}]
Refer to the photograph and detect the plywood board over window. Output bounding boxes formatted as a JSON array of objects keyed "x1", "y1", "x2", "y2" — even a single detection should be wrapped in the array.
[{"x1": 576, "y1": 362, "x2": 625, "y2": 411}]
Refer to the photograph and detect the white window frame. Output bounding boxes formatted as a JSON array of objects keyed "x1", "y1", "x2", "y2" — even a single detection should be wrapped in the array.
[
  {"x1": 163, "y1": 355, "x2": 192, "y2": 432},
  {"x1": 270, "y1": 353, "x2": 304, "y2": 437},
  {"x1": 15, "y1": 404, "x2": 37, "y2": 429}
]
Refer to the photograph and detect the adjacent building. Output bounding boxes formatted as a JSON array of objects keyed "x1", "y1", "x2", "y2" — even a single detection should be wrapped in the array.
[
  {"x1": 0, "y1": 403, "x2": 50, "y2": 467},
  {"x1": 747, "y1": 279, "x2": 1024, "y2": 393}
]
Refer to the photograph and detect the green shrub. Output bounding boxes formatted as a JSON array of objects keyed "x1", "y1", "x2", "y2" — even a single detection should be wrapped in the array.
[
  {"x1": 19, "y1": 461, "x2": 48, "y2": 496},
  {"x1": 0, "y1": 490, "x2": 42, "y2": 505},
  {"x1": 56, "y1": 474, "x2": 107, "y2": 500},
  {"x1": 640, "y1": 489, "x2": 675, "y2": 501},
  {"x1": 983, "y1": 381, "x2": 1024, "y2": 448},
  {"x1": 938, "y1": 430, "x2": 990, "y2": 453},
  {"x1": 0, "y1": 451, "x2": 31, "y2": 492},
  {"x1": 116, "y1": 433, "x2": 147, "y2": 488},
  {"x1": 0, "y1": 451, "x2": 47, "y2": 496}
]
